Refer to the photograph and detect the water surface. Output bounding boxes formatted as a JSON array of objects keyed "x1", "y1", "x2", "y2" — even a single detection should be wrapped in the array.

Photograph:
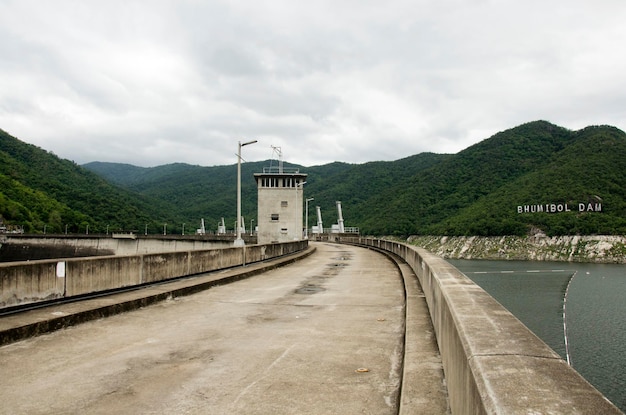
[{"x1": 449, "y1": 259, "x2": 626, "y2": 412}]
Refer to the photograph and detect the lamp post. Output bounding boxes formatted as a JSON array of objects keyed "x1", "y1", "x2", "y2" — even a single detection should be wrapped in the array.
[
  {"x1": 305, "y1": 197, "x2": 314, "y2": 239},
  {"x1": 182, "y1": 223, "x2": 185, "y2": 235},
  {"x1": 235, "y1": 140, "x2": 257, "y2": 247},
  {"x1": 250, "y1": 219, "x2": 254, "y2": 236},
  {"x1": 296, "y1": 181, "x2": 306, "y2": 239}
]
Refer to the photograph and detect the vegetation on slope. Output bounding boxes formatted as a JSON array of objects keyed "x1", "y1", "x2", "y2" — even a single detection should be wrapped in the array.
[
  {"x1": 426, "y1": 125, "x2": 626, "y2": 236},
  {"x1": 84, "y1": 160, "x2": 324, "y2": 233},
  {"x1": 0, "y1": 129, "x2": 182, "y2": 233},
  {"x1": 3, "y1": 120, "x2": 625, "y2": 237}
]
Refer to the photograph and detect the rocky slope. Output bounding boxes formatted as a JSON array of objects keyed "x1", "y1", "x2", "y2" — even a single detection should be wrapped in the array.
[{"x1": 407, "y1": 235, "x2": 626, "y2": 263}]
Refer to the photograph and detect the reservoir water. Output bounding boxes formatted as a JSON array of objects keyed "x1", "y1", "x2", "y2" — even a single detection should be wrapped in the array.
[{"x1": 449, "y1": 259, "x2": 626, "y2": 413}]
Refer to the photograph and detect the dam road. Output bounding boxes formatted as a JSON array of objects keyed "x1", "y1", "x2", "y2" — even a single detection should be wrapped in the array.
[{"x1": 0, "y1": 242, "x2": 448, "y2": 414}]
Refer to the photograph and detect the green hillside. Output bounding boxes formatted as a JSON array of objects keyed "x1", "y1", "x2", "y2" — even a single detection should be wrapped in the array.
[
  {"x1": 85, "y1": 155, "x2": 447, "y2": 235},
  {"x1": 302, "y1": 153, "x2": 451, "y2": 231},
  {"x1": 432, "y1": 125, "x2": 626, "y2": 236},
  {"x1": 3, "y1": 121, "x2": 626, "y2": 237},
  {"x1": 0, "y1": 129, "x2": 183, "y2": 234},
  {"x1": 352, "y1": 121, "x2": 626, "y2": 236},
  {"x1": 84, "y1": 159, "x2": 331, "y2": 232}
]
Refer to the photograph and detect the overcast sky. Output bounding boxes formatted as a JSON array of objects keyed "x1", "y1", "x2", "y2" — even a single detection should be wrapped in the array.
[{"x1": 1, "y1": 0, "x2": 625, "y2": 167}]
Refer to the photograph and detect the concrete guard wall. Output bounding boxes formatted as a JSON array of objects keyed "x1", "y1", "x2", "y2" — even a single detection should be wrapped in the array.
[
  {"x1": 0, "y1": 241, "x2": 307, "y2": 308},
  {"x1": 1, "y1": 235, "x2": 234, "y2": 259},
  {"x1": 345, "y1": 237, "x2": 622, "y2": 415}
]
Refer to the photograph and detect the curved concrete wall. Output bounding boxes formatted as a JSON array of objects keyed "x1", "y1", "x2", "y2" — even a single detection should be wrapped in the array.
[
  {"x1": 0, "y1": 241, "x2": 307, "y2": 309},
  {"x1": 345, "y1": 237, "x2": 622, "y2": 414}
]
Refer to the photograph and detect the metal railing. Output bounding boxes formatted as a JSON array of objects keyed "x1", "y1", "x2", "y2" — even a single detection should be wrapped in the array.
[{"x1": 262, "y1": 166, "x2": 301, "y2": 174}]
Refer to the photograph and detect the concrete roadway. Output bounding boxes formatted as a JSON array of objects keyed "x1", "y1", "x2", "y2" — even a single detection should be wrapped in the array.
[{"x1": 0, "y1": 242, "x2": 447, "y2": 414}]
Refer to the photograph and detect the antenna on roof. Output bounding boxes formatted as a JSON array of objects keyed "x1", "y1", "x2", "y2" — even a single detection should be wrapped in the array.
[{"x1": 270, "y1": 145, "x2": 283, "y2": 173}]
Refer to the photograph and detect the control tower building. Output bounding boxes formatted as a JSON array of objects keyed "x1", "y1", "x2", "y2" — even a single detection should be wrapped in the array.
[{"x1": 254, "y1": 154, "x2": 307, "y2": 244}]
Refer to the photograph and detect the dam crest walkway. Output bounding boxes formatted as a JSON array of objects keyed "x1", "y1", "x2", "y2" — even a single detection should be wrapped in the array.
[{"x1": 0, "y1": 242, "x2": 449, "y2": 414}]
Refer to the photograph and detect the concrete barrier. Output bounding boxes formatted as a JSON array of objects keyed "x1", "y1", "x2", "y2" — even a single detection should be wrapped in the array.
[
  {"x1": 0, "y1": 241, "x2": 307, "y2": 309},
  {"x1": 66, "y1": 255, "x2": 142, "y2": 296},
  {"x1": 0, "y1": 261, "x2": 65, "y2": 305},
  {"x1": 343, "y1": 237, "x2": 622, "y2": 414},
  {"x1": 0, "y1": 235, "x2": 235, "y2": 261}
]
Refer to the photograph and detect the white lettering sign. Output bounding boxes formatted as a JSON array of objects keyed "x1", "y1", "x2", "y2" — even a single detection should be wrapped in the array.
[{"x1": 517, "y1": 203, "x2": 602, "y2": 214}]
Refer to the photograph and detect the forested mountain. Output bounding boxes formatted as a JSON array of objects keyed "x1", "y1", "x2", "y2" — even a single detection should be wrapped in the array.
[
  {"x1": 0, "y1": 129, "x2": 183, "y2": 234},
  {"x1": 3, "y1": 121, "x2": 626, "y2": 237},
  {"x1": 356, "y1": 121, "x2": 626, "y2": 235},
  {"x1": 432, "y1": 124, "x2": 626, "y2": 236},
  {"x1": 85, "y1": 154, "x2": 449, "y2": 235},
  {"x1": 84, "y1": 159, "x2": 328, "y2": 233}
]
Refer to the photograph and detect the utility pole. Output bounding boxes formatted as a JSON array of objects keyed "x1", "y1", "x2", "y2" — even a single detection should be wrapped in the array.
[{"x1": 235, "y1": 139, "x2": 257, "y2": 246}]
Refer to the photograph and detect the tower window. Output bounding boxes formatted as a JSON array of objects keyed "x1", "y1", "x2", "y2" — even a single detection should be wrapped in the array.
[
  {"x1": 261, "y1": 177, "x2": 279, "y2": 187},
  {"x1": 271, "y1": 214, "x2": 279, "y2": 221},
  {"x1": 281, "y1": 201, "x2": 288, "y2": 207}
]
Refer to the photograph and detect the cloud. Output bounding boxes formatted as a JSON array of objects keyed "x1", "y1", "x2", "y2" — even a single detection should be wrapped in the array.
[{"x1": 1, "y1": 0, "x2": 625, "y2": 167}]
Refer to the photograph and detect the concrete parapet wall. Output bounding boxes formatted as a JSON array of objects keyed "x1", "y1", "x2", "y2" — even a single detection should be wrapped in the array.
[
  {"x1": 343, "y1": 237, "x2": 622, "y2": 414},
  {"x1": 0, "y1": 241, "x2": 307, "y2": 309},
  {"x1": 66, "y1": 255, "x2": 142, "y2": 296},
  {"x1": 142, "y1": 252, "x2": 191, "y2": 283},
  {"x1": 188, "y1": 249, "x2": 225, "y2": 275},
  {"x1": 0, "y1": 262, "x2": 65, "y2": 305},
  {"x1": 0, "y1": 235, "x2": 235, "y2": 261}
]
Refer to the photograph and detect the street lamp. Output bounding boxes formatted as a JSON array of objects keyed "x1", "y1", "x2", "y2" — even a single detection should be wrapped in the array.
[
  {"x1": 182, "y1": 223, "x2": 185, "y2": 235},
  {"x1": 235, "y1": 139, "x2": 257, "y2": 246},
  {"x1": 305, "y1": 197, "x2": 314, "y2": 239},
  {"x1": 296, "y1": 181, "x2": 307, "y2": 239},
  {"x1": 250, "y1": 218, "x2": 254, "y2": 236}
]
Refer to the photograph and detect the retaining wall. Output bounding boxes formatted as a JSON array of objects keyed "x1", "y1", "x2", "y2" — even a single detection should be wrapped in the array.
[
  {"x1": 0, "y1": 241, "x2": 307, "y2": 309},
  {"x1": 344, "y1": 237, "x2": 622, "y2": 414}
]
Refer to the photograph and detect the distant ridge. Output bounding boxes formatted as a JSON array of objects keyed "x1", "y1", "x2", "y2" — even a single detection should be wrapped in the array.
[
  {"x1": 0, "y1": 129, "x2": 180, "y2": 234},
  {"x1": 3, "y1": 121, "x2": 626, "y2": 236}
]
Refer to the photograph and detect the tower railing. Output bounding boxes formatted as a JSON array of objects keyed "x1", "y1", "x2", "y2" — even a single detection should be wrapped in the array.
[{"x1": 262, "y1": 166, "x2": 301, "y2": 174}]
